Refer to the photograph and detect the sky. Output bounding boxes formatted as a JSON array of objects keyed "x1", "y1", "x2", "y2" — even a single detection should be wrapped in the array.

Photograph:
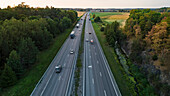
[{"x1": 0, "y1": 0, "x2": 170, "y2": 8}]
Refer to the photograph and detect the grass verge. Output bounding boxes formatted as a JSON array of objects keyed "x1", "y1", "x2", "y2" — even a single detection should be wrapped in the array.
[
  {"x1": 90, "y1": 19, "x2": 131, "y2": 95},
  {"x1": 74, "y1": 16, "x2": 86, "y2": 96},
  {"x1": 1, "y1": 28, "x2": 72, "y2": 96}
]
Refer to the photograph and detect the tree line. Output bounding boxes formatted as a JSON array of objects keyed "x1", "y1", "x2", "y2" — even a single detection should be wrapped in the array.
[
  {"x1": 100, "y1": 9, "x2": 170, "y2": 95},
  {"x1": 123, "y1": 9, "x2": 170, "y2": 95},
  {"x1": 124, "y1": 9, "x2": 169, "y2": 66},
  {"x1": 0, "y1": 5, "x2": 77, "y2": 88}
]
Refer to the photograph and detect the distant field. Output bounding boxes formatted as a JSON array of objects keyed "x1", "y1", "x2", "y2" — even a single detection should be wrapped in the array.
[
  {"x1": 91, "y1": 12, "x2": 122, "y2": 17},
  {"x1": 77, "y1": 11, "x2": 86, "y2": 17},
  {"x1": 91, "y1": 12, "x2": 129, "y2": 26}
]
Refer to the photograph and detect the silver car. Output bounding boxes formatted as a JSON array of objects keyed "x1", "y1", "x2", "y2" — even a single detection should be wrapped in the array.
[
  {"x1": 55, "y1": 65, "x2": 62, "y2": 73},
  {"x1": 86, "y1": 39, "x2": 88, "y2": 42}
]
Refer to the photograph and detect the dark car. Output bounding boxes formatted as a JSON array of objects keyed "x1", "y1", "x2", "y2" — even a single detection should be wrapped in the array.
[
  {"x1": 55, "y1": 65, "x2": 62, "y2": 73},
  {"x1": 90, "y1": 39, "x2": 93, "y2": 44}
]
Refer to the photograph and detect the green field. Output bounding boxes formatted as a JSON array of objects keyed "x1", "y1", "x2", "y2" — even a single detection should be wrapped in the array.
[
  {"x1": 91, "y1": 12, "x2": 122, "y2": 17},
  {"x1": 1, "y1": 29, "x2": 71, "y2": 96},
  {"x1": 91, "y1": 12, "x2": 129, "y2": 26},
  {"x1": 90, "y1": 15, "x2": 131, "y2": 95}
]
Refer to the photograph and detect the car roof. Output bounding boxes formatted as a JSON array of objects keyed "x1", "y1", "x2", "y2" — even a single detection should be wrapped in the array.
[{"x1": 56, "y1": 65, "x2": 61, "y2": 68}]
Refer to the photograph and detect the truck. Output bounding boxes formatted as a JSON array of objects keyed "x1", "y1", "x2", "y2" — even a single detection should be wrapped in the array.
[
  {"x1": 76, "y1": 24, "x2": 79, "y2": 28},
  {"x1": 70, "y1": 31, "x2": 75, "y2": 39}
]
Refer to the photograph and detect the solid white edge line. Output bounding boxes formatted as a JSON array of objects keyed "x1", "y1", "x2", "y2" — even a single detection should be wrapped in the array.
[{"x1": 40, "y1": 72, "x2": 53, "y2": 96}]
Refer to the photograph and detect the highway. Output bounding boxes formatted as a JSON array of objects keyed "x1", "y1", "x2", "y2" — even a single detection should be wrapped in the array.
[
  {"x1": 83, "y1": 13, "x2": 122, "y2": 96},
  {"x1": 31, "y1": 13, "x2": 86, "y2": 96}
]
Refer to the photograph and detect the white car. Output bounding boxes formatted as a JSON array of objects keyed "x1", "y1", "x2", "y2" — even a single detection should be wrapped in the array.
[{"x1": 70, "y1": 49, "x2": 74, "y2": 54}]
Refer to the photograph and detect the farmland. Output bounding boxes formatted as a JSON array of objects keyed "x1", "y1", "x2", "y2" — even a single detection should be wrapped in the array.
[
  {"x1": 77, "y1": 11, "x2": 86, "y2": 17},
  {"x1": 91, "y1": 12, "x2": 129, "y2": 26}
]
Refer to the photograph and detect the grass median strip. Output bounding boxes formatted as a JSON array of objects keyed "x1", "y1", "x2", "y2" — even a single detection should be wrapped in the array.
[{"x1": 74, "y1": 16, "x2": 86, "y2": 96}]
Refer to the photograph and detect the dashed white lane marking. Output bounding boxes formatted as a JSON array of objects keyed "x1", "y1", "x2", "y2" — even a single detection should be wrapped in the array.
[
  {"x1": 95, "y1": 53, "x2": 97, "y2": 55},
  {"x1": 64, "y1": 63, "x2": 66, "y2": 67},
  {"x1": 92, "y1": 78, "x2": 94, "y2": 84},
  {"x1": 97, "y1": 61, "x2": 99, "y2": 64},
  {"x1": 90, "y1": 56, "x2": 91, "y2": 59},
  {"x1": 104, "y1": 90, "x2": 107, "y2": 96},
  {"x1": 58, "y1": 76, "x2": 61, "y2": 81},
  {"x1": 88, "y1": 65, "x2": 92, "y2": 68},
  {"x1": 94, "y1": 46, "x2": 95, "y2": 49},
  {"x1": 67, "y1": 54, "x2": 69, "y2": 57},
  {"x1": 100, "y1": 72, "x2": 102, "y2": 77}
]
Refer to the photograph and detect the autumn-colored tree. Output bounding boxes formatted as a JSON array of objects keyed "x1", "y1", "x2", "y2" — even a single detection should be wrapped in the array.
[
  {"x1": 145, "y1": 21, "x2": 169, "y2": 65},
  {"x1": 124, "y1": 18, "x2": 136, "y2": 38},
  {"x1": 93, "y1": 14, "x2": 96, "y2": 18},
  {"x1": 133, "y1": 24, "x2": 142, "y2": 38}
]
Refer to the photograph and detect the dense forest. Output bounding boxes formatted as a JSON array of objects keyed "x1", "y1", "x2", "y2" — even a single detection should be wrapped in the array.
[
  {"x1": 0, "y1": 3, "x2": 77, "y2": 88},
  {"x1": 104, "y1": 9, "x2": 170, "y2": 95}
]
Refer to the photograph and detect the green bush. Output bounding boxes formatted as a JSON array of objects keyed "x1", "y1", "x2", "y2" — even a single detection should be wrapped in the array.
[
  {"x1": 152, "y1": 54, "x2": 158, "y2": 61},
  {"x1": 100, "y1": 26, "x2": 104, "y2": 31},
  {"x1": 94, "y1": 16, "x2": 102, "y2": 22}
]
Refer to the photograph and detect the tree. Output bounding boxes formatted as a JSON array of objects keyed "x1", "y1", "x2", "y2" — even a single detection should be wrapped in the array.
[
  {"x1": 0, "y1": 64, "x2": 17, "y2": 88},
  {"x1": 130, "y1": 39, "x2": 144, "y2": 63},
  {"x1": 124, "y1": 18, "x2": 136, "y2": 38},
  {"x1": 133, "y1": 24, "x2": 142, "y2": 38},
  {"x1": 7, "y1": 50, "x2": 23, "y2": 77},
  {"x1": 59, "y1": 17, "x2": 72, "y2": 32},
  {"x1": 47, "y1": 19, "x2": 60, "y2": 37},
  {"x1": 94, "y1": 16, "x2": 102, "y2": 22},
  {"x1": 145, "y1": 22, "x2": 169, "y2": 54},
  {"x1": 67, "y1": 10, "x2": 77, "y2": 23},
  {"x1": 93, "y1": 14, "x2": 96, "y2": 18},
  {"x1": 144, "y1": 20, "x2": 153, "y2": 33},
  {"x1": 18, "y1": 38, "x2": 38, "y2": 68}
]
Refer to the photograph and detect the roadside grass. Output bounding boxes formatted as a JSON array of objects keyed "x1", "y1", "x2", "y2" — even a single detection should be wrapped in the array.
[
  {"x1": 1, "y1": 28, "x2": 72, "y2": 96},
  {"x1": 91, "y1": 20, "x2": 131, "y2": 95}
]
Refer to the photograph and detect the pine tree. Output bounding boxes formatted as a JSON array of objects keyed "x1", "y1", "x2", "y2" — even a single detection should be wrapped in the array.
[
  {"x1": 7, "y1": 50, "x2": 23, "y2": 78},
  {"x1": 18, "y1": 38, "x2": 38, "y2": 68},
  {"x1": 0, "y1": 64, "x2": 17, "y2": 88}
]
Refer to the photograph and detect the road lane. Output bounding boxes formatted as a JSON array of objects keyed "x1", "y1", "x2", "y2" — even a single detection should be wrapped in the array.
[
  {"x1": 83, "y1": 13, "x2": 121, "y2": 96},
  {"x1": 31, "y1": 14, "x2": 86, "y2": 96}
]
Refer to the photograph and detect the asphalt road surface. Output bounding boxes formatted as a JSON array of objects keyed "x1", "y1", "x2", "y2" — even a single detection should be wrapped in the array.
[
  {"x1": 83, "y1": 13, "x2": 122, "y2": 96},
  {"x1": 31, "y1": 14, "x2": 86, "y2": 96}
]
